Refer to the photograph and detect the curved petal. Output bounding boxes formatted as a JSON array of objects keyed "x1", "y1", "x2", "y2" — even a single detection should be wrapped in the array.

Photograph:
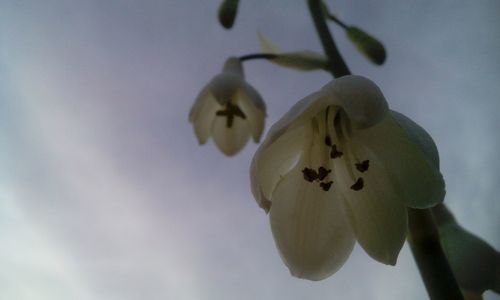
[
  {"x1": 251, "y1": 124, "x2": 311, "y2": 212},
  {"x1": 260, "y1": 91, "x2": 325, "y2": 144},
  {"x1": 189, "y1": 84, "x2": 211, "y2": 122},
  {"x1": 269, "y1": 168, "x2": 355, "y2": 280},
  {"x1": 208, "y1": 73, "x2": 244, "y2": 105},
  {"x1": 237, "y1": 85, "x2": 266, "y2": 142},
  {"x1": 320, "y1": 75, "x2": 388, "y2": 129},
  {"x1": 334, "y1": 152, "x2": 407, "y2": 265},
  {"x1": 391, "y1": 110, "x2": 440, "y2": 168},
  {"x1": 189, "y1": 90, "x2": 220, "y2": 145},
  {"x1": 263, "y1": 76, "x2": 388, "y2": 145},
  {"x1": 352, "y1": 113, "x2": 445, "y2": 208},
  {"x1": 211, "y1": 114, "x2": 251, "y2": 156}
]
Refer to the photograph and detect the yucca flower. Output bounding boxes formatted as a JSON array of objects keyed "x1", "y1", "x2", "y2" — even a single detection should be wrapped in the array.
[
  {"x1": 251, "y1": 75, "x2": 445, "y2": 280},
  {"x1": 190, "y1": 57, "x2": 266, "y2": 156}
]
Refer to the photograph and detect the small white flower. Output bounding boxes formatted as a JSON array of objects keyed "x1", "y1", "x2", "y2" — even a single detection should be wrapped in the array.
[
  {"x1": 190, "y1": 57, "x2": 266, "y2": 156},
  {"x1": 251, "y1": 75, "x2": 445, "y2": 280}
]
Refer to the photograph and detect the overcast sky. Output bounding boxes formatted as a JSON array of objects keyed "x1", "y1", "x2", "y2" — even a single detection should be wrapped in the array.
[{"x1": 0, "y1": 1, "x2": 499, "y2": 299}]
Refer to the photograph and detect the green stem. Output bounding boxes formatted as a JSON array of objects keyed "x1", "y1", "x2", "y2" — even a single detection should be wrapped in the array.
[
  {"x1": 239, "y1": 53, "x2": 278, "y2": 62},
  {"x1": 407, "y1": 208, "x2": 465, "y2": 300},
  {"x1": 307, "y1": 0, "x2": 350, "y2": 77}
]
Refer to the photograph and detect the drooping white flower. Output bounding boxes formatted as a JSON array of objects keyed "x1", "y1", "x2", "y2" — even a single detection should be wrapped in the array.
[
  {"x1": 190, "y1": 57, "x2": 266, "y2": 156},
  {"x1": 251, "y1": 75, "x2": 445, "y2": 280}
]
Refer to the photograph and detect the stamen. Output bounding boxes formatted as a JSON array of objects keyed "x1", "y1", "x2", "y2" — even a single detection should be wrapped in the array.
[
  {"x1": 317, "y1": 167, "x2": 331, "y2": 181},
  {"x1": 355, "y1": 160, "x2": 370, "y2": 172},
  {"x1": 350, "y1": 177, "x2": 364, "y2": 191},
  {"x1": 320, "y1": 181, "x2": 333, "y2": 191},
  {"x1": 302, "y1": 168, "x2": 318, "y2": 182},
  {"x1": 330, "y1": 144, "x2": 343, "y2": 159},
  {"x1": 215, "y1": 103, "x2": 246, "y2": 128},
  {"x1": 324, "y1": 135, "x2": 332, "y2": 146}
]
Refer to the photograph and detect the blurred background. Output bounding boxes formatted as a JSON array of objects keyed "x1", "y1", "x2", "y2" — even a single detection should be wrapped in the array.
[{"x1": 0, "y1": 1, "x2": 499, "y2": 299}]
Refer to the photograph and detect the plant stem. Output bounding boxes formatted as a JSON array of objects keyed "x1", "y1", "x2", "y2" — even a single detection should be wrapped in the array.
[
  {"x1": 239, "y1": 53, "x2": 278, "y2": 62},
  {"x1": 307, "y1": 0, "x2": 350, "y2": 77},
  {"x1": 407, "y1": 208, "x2": 465, "y2": 300}
]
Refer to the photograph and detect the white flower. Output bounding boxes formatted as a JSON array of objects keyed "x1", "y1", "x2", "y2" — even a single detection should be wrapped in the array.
[
  {"x1": 251, "y1": 75, "x2": 445, "y2": 280},
  {"x1": 189, "y1": 57, "x2": 266, "y2": 156}
]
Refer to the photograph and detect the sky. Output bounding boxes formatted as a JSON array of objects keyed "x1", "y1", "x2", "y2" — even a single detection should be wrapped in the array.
[{"x1": 0, "y1": 1, "x2": 499, "y2": 299}]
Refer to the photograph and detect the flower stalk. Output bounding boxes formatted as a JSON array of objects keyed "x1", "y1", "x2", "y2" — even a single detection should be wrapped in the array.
[
  {"x1": 307, "y1": 0, "x2": 464, "y2": 298},
  {"x1": 408, "y1": 208, "x2": 465, "y2": 300},
  {"x1": 307, "y1": 0, "x2": 350, "y2": 77},
  {"x1": 239, "y1": 53, "x2": 278, "y2": 62}
]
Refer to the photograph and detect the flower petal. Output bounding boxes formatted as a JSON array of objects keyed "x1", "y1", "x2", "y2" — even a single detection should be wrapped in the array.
[
  {"x1": 208, "y1": 73, "x2": 244, "y2": 106},
  {"x1": 250, "y1": 124, "x2": 311, "y2": 212},
  {"x1": 391, "y1": 110, "x2": 440, "y2": 168},
  {"x1": 320, "y1": 76, "x2": 388, "y2": 129},
  {"x1": 269, "y1": 168, "x2": 355, "y2": 280},
  {"x1": 334, "y1": 153, "x2": 407, "y2": 265},
  {"x1": 259, "y1": 91, "x2": 326, "y2": 143},
  {"x1": 263, "y1": 76, "x2": 388, "y2": 144},
  {"x1": 211, "y1": 113, "x2": 251, "y2": 156},
  {"x1": 352, "y1": 113, "x2": 445, "y2": 208},
  {"x1": 237, "y1": 85, "x2": 266, "y2": 142},
  {"x1": 189, "y1": 89, "x2": 219, "y2": 144}
]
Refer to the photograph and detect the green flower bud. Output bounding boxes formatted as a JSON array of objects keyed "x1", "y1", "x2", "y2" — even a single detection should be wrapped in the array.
[
  {"x1": 218, "y1": 0, "x2": 239, "y2": 29},
  {"x1": 346, "y1": 26, "x2": 386, "y2": 65}
]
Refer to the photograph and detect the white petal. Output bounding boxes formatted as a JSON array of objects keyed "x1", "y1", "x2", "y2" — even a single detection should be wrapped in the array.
[
  {"x1": 320, "y1": 75, "x2": 388, "y2": 129},
  {"x1": 208, "y1": 73, "x2": 244, "y2": 106},
  {"x1": 352, "y1": 113, "x2": 445, "y2": 208},
  {"x1": 391, "y1": 110, "x2": 440, "y2": 168},
  {"x1": 262, "y1": 76, "x2": 388, "y2": 145},
  {"x1": 334, "y1": 153, "x2": 407, "y2": 265},
  {"x1": 260, "y1": 91, "x2": 325, "y2": 143},
  {"x1": 250, "y1": 124, "x2": 311, "y2": 212},
  {"x1": 269, "y1": 168, "x2": 355, "y2": 280},
  {"x1": 237, "y1": 85, "x2": 266, "y2": 142},
  {"x1": 189, "y1": 90, "x2": 219, "y2": 145},
  {"x1": 211, "y1": 114, "x2": 251, "y2": 156}
]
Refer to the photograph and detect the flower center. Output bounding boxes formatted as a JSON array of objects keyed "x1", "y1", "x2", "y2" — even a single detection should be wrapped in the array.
[
  {"x1": 215, "y1": 102, "x2": 246, "y2": 128},
  {"x1": 301, "y1": 106, "x2": 370, "y2": 192}
]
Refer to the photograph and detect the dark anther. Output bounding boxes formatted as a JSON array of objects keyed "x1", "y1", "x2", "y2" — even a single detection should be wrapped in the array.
[
  {"x1": 317, "y1": 167, "x2": 331, "y2": 181},
  {"x1": 324, "y1": 135, "x2": 332, "y2": 146},
  {"x1": 320, "y1": 181, "x2": 333, "y2": 191},
  {"x1": 215, "y1": 103, "x2": 247, "y2": 128},
  {"x1": 302, "y1": 168, "x2": 318, "y2": 182},
  {"x1": 350, "y1": 177, "x2": 364, "y2": 191},
  {"x1": 330, "y1": 144, "x2": 343, "y2": 159},
  {"x1": 355, "y1": 160, "x2": 370, "y2": 173}
]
